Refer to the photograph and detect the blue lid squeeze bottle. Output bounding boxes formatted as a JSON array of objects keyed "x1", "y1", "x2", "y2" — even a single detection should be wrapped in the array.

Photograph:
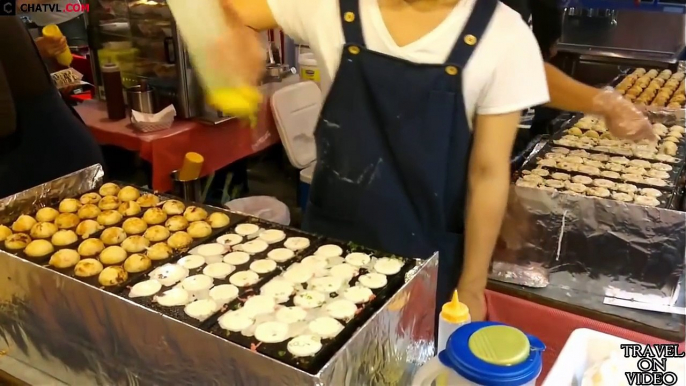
[{"x1": 437, "y1": 291, "x2": 470, "y2": 352}]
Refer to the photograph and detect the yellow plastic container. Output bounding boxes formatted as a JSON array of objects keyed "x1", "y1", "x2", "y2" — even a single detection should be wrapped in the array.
[{"x1": 42, "y1": 24, "x2": 73, "y2": 67}]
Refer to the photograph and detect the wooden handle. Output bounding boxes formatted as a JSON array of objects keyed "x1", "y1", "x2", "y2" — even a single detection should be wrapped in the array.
[{"x1": 178, "y1": 152, "x2": 204, "y2": 181}]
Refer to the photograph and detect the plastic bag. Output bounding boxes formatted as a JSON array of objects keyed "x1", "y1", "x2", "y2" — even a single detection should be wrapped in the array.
[
  {"x1": 593, "y1": 87, "x2": 656, "y2": 141},
  {"x1": 167, "y1": 0, "x2": 265, "y2": 123},
  {"x1": 225, "y1": 196, "x2": 290, "y2": 225}
]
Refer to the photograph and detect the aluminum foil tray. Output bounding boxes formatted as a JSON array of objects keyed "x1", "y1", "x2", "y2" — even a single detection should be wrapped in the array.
[{"x1": 0, "y1": 165, "x2": 437, "y2": 385}]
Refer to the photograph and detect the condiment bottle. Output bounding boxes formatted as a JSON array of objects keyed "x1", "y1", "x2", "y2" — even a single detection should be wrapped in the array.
[
  {"x1": 437, "y1": 291, "x2": 470, "y2": 352},
  {"x1": 101, "y1": 63, "x2": 126, "y2": 120},
  {"x1": 42, "y1": 24, "x2": 72, "y2": 67},
  {"x1": 178, "y1": 152, "x2": 204, "y2": 181}
]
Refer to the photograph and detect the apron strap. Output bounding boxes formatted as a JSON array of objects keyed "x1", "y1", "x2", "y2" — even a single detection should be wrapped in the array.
[
  {"x1": 339, "y1": 0, "x2": 365, "y2": 46},
  {"x1": 446, "y1": 0, "x2": 499, "y2": 68}
]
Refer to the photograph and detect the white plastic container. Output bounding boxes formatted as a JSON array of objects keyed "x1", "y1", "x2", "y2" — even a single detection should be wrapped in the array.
[
  {"x1": 413, "y1": 322, "x2": 544, "y2": 386},
  {"x1": 299, "y1": 164, "x2": 315, "y2": 212},
  {"x1": 299, "y1": 52, "x2": 320, "y2": 86},
  {"x1": 543, "y1": 328, "x2": 686, "y2": 386}
]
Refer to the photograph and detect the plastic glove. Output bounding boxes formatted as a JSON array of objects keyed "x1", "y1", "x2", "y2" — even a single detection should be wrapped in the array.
[{"x1": 594, "y1": 87, "x2": 657, "y2": 141}]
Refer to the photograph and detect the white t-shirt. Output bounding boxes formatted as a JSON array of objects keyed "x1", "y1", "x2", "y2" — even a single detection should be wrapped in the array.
[
  {"x1": 267, "y1": 0, "x2": 549, "y2": 126},
  {"x1": 22, "y1": 0, "x2": 82, "y2": 27}
]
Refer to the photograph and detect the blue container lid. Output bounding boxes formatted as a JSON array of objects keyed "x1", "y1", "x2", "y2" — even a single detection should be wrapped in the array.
[{"x1": 438, "y1": 321, "x2": 546, "y2": 386}]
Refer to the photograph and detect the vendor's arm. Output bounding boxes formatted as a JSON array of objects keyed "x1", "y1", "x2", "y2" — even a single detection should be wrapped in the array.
[
  {"x1": 543, "y1": 63, "x2": 603, "y2": 114},
  {"x1": 457, "y1": 11, "x2": 549, "y2": 320}
]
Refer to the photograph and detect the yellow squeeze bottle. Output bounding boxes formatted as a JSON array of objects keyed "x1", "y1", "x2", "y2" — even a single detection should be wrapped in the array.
[
  {"x1": 437, "y1": 291, "x2": 470, "y2": 352},
  {"x1": 42, "y1": 24, "x2": 73, "y2": 67}
]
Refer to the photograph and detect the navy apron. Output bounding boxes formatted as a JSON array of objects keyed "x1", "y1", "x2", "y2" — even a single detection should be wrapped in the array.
[
  {"x1": 0, "y1": 88, "x2": 104, "y2": 198},
  {"x1": 303, "y1": 0, "x2": 498, "y2": 319}
]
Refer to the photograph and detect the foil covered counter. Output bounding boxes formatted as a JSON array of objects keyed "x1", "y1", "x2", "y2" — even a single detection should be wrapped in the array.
[{"x1": 0, "y1": 166, "x2": 437, "y2": 385}]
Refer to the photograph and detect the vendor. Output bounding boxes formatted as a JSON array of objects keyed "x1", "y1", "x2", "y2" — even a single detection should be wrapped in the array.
[
  {"x1": 223, "y1": 0, "x2": 551, "y2": 321},
  {"x1": 0, "y1": 16, "x2": 104, "y2": 198}
]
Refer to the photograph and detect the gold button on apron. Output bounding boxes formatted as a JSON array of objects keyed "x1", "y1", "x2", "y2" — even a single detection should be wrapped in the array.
[
  {"x1": 445, "y1": 66, "x2": 458, "y2": 76},
  {"x1": 344, "y1": 12, "x2": 355, "y2": 22},
  {"x1": 464, "y1": 34, "x2": 477, "y2": 45},
  {"x1": 348, "y1": 45, "x2": 360, "y2": 55}
]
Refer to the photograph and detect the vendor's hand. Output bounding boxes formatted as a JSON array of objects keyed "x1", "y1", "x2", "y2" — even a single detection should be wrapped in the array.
[
  {"x1": 457, "y1": 287, "x2": 486, "y2": 322},
  {"x1": 595, "y1": 88, "x2": 656, "y2": 141},
  {"x1": 35, "y1": 36, "x2": 68, "y2": 59},
  {"x1": 215, "y1": 1, "x2": 266, "y2": 86}
]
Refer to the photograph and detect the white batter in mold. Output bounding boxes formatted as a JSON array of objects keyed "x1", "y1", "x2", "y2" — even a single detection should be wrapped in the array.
[
  {"x1": 267, "y1": 248, "x2": 295, "y2": 263},
  {"x1": 275, "y1": 306, "x2": 308, "y2": 324},
  {"x1": 180, "y1": 274, "x2": 214, "y2": 300},
  {"x1": 325, "y1": 299, "x2": 358, "y2": 321},
  {"x1": 329, "y1": 263, "x2": 359, "y2": 280},
  {"x1": 203, "y1": 262, "x2": 235, "y2": 279},
  {"x1": 240, "y1": 239, "x2": 269, "y2": 254},
  {"x1": 234, "y1": 223, "x2": 260, "y2": 237},
  {"x1": 209, "y1": 284, "x2": 239, "y2": 305},
  {"x1": 255, "y1": 321, "x2": 290, "y2": 343},
  {"x1": 250, "y1": 259, "x2": 277, "y2": 274},
  {"x1": 374, "y1": 258, "x2": 404, "y2": 275},
  {"x1": 344, "y1": 252, "x2": 371, "y2": 267},
  {"x1": 358, "y1": 273, "x2": 387, "y2": 289},
  {"x1": 283, "y1": 265, "x2": 314, "y2": 284},
  {"x1": 261, "y1": 279, "x2": 295, "y2": 303},
  {"x1": 284, "y1": 237, "x2": 310, "y2": 251},
  {"x1": 310, "y1": 276, "x2": 343, "y2": 293},
  {"x1": 129, "y1": 279, "x2": 162, "y2": 298},
  {"x1": 287, "y1": 335, "x2": 322, "y2": 357},
  {"x1": 243, "y1": 295, "x2": 276, "y2": 317},
  {"x1": 308, "y1": 316, "x2": 344, "y2": 339},
  {"x1": 218, "y1": 309, "x2": 254, "y2": 332},
  {"x1": 224, "y1": 251, "x2": 250, "y2": 266},
  {"x1": 184, "y1": 299, "x2": 219, "y2": 321},
  {"x1": 258, "y1": 229, "x2": 286, "y2": 244},
  {"x1": 315, "y1": 244, "x2": 343, "y2": 258},
  {"x1": 293, "y1": 290, "x2": 326, "y2": 309},
  {"x1": 343, "y1": 286, "x2": 374, "y2": 304},
  {"x1": 154, "y1": 288, "x2": 190, "y2": 307},
  {"x1": 177, "y1": 254, "x2": 206, "y2": 270},
  {"x1": 229, "y1": 270, "x2": 259, "y2": 287},
  {"x1": 301, "y1": 255, "x2": 328, "y2": 270},
  {"x1": 197, "y1": 243, "x2": 226, "y2": 257},
  {"x1": 149, "y1": 264, "x2": 189, "y2": 287},
  {"x1": 217, "y1": 233, "x2": 243, "y2": 246}
]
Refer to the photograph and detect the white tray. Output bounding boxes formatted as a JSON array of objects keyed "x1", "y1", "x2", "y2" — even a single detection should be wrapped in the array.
[{"x1": 543, "y1": 328, "x2": 686, "y2": 386}]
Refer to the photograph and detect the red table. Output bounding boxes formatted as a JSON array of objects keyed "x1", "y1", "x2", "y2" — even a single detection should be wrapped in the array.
[{"x1": 75, "y1": 100, "x2": 280, "y2": 192}]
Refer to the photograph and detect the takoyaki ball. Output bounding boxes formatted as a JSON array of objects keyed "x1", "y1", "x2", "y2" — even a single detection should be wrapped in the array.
[
  {"x1": 121, "y1": 235, "x2": 150, "y2": 253},
  {"x1": 167, "y1": 231, "x2": 193, "y2": 249},
  {"x1": 208, "y1": 212, "x2": 230, "y2": 229},
  {"x1": 183, "y1": 206, "x2": 208, "y2": 222},
  {"x1": 5, "y1": 233, "x2": 31, "y2": 250},
  {"x1": 668, "y1": 102, "x2": 682, "y2": 109},
  {"x1": 633, "y1": 68, "x2": 646, "y2": 76},
  {"x1": 122, "y1": 217, "x2": 148, "y2": 235},
  {"x1": 187, "y1": 221, "x2": 212, "y2": 238},
  {"x1": 142, "y1": 208, "x2": 167, "y2": 225},
  {"x1": 162, "y1": 200, "x2": 185, "y2": 215},
  {"x1": 100, "y1": 227, "x2": 127, "y2": 245},
  {"x1": 12, "y1": 215, "x2": 36, "y2": 233},
  {"x1": 51, "y1": 230, "x2": 78, "y2": 247},
  {"x1": 634, "y1": 78, "x2": 650, "y2": 88},
  {"x1": 626, "y1": 86, "x2": 643, "y2": 97},
  {"x1": 665, "y1": 80, "x2": 680, "y2": 90},
  {"x1": 58, "y1": 198, "x2": 81, "y2": 213},
  {"x1": 77, "y1": 204, "x2": 101, "y2": 220},
  {"x1": 35, "y1": 207, "x2": 59, "y2": 222},
  {"x1": 75, "y1": 220, "x2": 103, "y2": 239},
  {"x1": 616, "y1": 88, "x2": 626, "y2": 95},
  {"x1": 146, "y1": 242, "x2": 173, "y2": 261},
  {"x1": 97, "y1": 210, "x2": 122, "y2": 226},
  {"x1": 24, "y1": 240, "x2": 54, "y2": 259},
  {"x1": 99, "y1": 183, "x2": 120, "y2": 197},
  {"x1": 78, "y1": 238, "x2": 105, "y2": 258},
  {"x1": 124, "y1": 253, "x2": 151, "y2": 273},
  {"x1": 98, "y1": 196, "x2": 120, "y2": 210},
  {"x1": 117, "y1": 186, "x2": 141, "y2": 202},
  {"x1": 99, "y1": 266, "x2": 128, "y2": 287},
  {"x1": 165, "y1": 215, "x2": 188, "y2": 231},
  {"x1": 99, "y1": 246, "x2": 128, "y2": 265},
  {"x1": 671, "y1": 94, "x2": 685, "y2": 104},
  {"x1": 55, "y1": 213, "x2": 80, "y2": 229},
  {"x1": 143, "y1": 225, "x2": 170, "y2": 242},
  {"x1": 74, "y1": 258, "x2": 103, "y2": 278},
  {"x1": 136, "y1": 193, "x2": 160, "y2": 208},
  {"x1": 625, "y1": 94, "x2": 637, "y2": 102},
  {"x1": 646, "y1": 69, "x2": 659, "y2": 78},
  {"x1": 649, "y1": 78, "x2": 665, "y2": 87},
  {"x1": 615, "y1": 83, "x2": 630, "y2": 92},
  {"x1": 651, "y1": 100, "x2": 667, "y2": 108},
  {"x1": 80, "y1": 193, "x2": 102, "y2": 205},
  {"x1": 118, "y1": 201, "x2": 142, "y2": 217},
  {"x1": 29, "y1": 222, "x2": 58, "y2": 239},
  {"x1": 49, "y1": 249, "x2": 80, "y2": 269},
  {"x1": 0, "y1": 225, "x2": 11, "y2": 242}
]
